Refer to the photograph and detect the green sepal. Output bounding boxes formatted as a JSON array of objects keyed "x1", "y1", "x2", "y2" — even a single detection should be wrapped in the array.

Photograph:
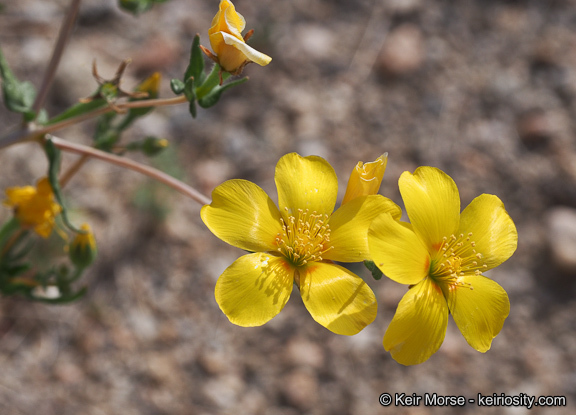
[
  {"x1": 0, "y1": 48, "x2": 37, "y2": 114},
  {"x1": 198, "y1": 77, "x2": 248, "y2": 108},
  {"x1": 44, "y1": 138, "x2": 83, "y2": 233},
  {"x1": 46, "y1": 99, "x2": 108, "y2": 125},
  {"x1": 69, "y1": 240, "x2": 97, "y2": 270},
  {"x1": 170, "y1": 78, "x2": 185, "y2": 95},
  {"x1": 363, "y1": 260, "x2": 383, "y2": 280},
  {"x1": 184, "y1": 34, "x2": 206, "y2": 86}
]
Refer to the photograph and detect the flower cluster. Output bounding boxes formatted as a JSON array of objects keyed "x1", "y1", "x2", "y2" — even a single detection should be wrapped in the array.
[
  {"x1": 3, "y1": 177, "x2": 61, "y2": 238},
  {"x1": 202, "y1": 153, "x2": 518, "y2": 365}
]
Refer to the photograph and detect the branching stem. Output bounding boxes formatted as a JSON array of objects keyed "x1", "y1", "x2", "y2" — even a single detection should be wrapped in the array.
[{"x1": 47, "y1": 135, "x2": 211, "y2": 206}]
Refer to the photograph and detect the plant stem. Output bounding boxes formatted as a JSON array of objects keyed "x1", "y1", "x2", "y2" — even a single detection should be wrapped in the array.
[
  {"x1": 0, "y1": 95, "x2": 188, "y2": 150},
  {"x1": 32, "y1": 0, "x2": 82, "y2": 116},
  {"x1": 47, "y1": 135, "x2": 211, "y2": 206}
]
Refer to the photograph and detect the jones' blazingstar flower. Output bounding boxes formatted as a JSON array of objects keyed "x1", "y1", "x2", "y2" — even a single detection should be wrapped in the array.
[
  {"x1": 342, "y1": 153, "x2": 388, "y2": 204},
  {"x1": 206, "y1": 0, "x2": 272, "y2": 74},
  {"x1": 368, "y1": 167, "x2": 517, "y2": 365},
  {"x1": 3, "y1": 177, "x2": 62, "y2": 238},
  {"x1": 201, "y1": 153, "x2": 401, "y2": 335}
]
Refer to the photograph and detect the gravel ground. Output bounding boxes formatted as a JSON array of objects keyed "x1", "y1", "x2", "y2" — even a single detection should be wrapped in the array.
[{"x1": 1, "y1": 0, "x2": 576, "y2": 414}]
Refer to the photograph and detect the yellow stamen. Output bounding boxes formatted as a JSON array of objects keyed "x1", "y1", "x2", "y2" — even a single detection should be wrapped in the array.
[
  {"x1": 430, "y1": 232, "x2": 486, "y2": 291},
  {"x1": 275, "y1": 208, "x2": 334, "y2": 267}
]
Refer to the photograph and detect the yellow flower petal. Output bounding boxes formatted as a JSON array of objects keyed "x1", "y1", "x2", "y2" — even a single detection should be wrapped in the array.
[
  {"x1": 221, "y1": 32, "x2": 272, "y2": 67},
  {"x1": 208, "y1": 32, "x2": 251, "y2": 72},
  {"x1": 443, "y1": 275, "x2": 510, "y2": 353},
  {"x1": 458, "y1": 194, "x2": 518, "y2": 271},
  {"x1": 4, "y1": 178, "x2": 61, "y2": 238},
  {"x1": 368, "y1": 213, "x2": 429, "y2": 285},
  {"x1": 383, "y1": 277, "x2": 448, "y2": 365},
  {"x1": 209, "y1": 0, "x2": 245, "y2": 40},
  {"x1": 215, "y1": 253, "x2": 294, "y2": 327},
  {"x1": 275, "y1": 153, "x2": 338, "y2": 217},
  {"x1": 299, "y1": 262, "x2": 377, "y2": 335},
  {"x1": 342, "y1": 153, "x2": 388, "y2": 204},
  {"x1": 399, "y1": 167, "x2": 460, "y2": 251},
  {"x1": 325, "y1": 195, "x2": 401, "y2": 262},
  {"x1": 201, "y1": 179, "x2": 282, "y2": 252}
]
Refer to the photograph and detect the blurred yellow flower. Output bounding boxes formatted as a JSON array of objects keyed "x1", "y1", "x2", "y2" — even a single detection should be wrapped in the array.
[
  {"x1": 135, "y1": 72, "x2": 161, "y2": 98},
  {"x1": 206, "y1": 0, "x2": 272, "y2": 74},
  {"x1": 368, "y1": 167, "x2": 518, "y2": 365},
  {"x1": 3, "y1": 177, "x2": 61, "y2": 238},
  {"x1": 342, "y1": 153, "x2": 388, "y2": 204},
  {"x1": 201, "y1": 153, "x2": 400, "y2": 335}
]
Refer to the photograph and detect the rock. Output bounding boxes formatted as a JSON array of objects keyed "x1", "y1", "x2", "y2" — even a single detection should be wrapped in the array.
[
  {"x1": 547, "y1": 206, "x2": 576, "y2": 273},
  {"x1": 285, "y1": 337, "x2": 325, "y2": 369},
  {"x1": 517, "y1": 109, "x2": 552, "y2": 150},
  {"x1": 377, "y1": 24, "x2": 424, "y2": 76},
  {"x1": 281, "y1": 370, "x2": 319, "y2": 410}
]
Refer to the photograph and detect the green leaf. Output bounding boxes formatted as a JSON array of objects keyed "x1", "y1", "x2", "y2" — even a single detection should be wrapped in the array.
[
  {"x1": 189, "y1": 99, "x2": 197, "y2": 118},
  {"x1": 0, "y1": 218, "x2": 20, "y2": 250},
  {"x1": 198, "y1": 77, "x2": 248, "y2": 108},
  {"x1": 170, "y1": 78, "x2": 185, "y2": 95},
  {"x1": 363, "y1": 260, "x2": 383, "y2": 281},
  {"x1": 195, "y1": 64, "x2": 222, "y2": 100},
  {"x1": 44, "y1": 138, "x2": 83, "y2": 233},
  {"x1": 183, "y1": 77, "x2": 196, "y2": 102},
  {"x1": 0, "y1": 48, "x2": 37, "y2": 114},
  {"x1": 184, "y1": 34, "x2": 206, "y2": 86},
  {"x1": 45, "y1": 99, "x2": 108, "y2": 125}
]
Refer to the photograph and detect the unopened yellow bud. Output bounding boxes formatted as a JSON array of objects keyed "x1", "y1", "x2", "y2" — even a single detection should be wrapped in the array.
[
  {"x1": 206, "y1": 0, "x2": 272, "y2": 75},
  {"x1": 342, "y1": 153, "x2": 388, "y2": 204},
  {"x1": 142, "y1": 136, "x2": 169, "y2": 156},
  {"x1": 136, "y1": 72, "x2": 161, "y2": 99},
  {"x1": 69, "y1": 223, "x2": 97, "y2": 269}
]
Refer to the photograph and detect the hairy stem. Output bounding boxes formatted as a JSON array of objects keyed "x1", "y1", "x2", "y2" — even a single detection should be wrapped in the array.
[{"x1": 47, "y1": 135, "x2": 211, "y2": 206}]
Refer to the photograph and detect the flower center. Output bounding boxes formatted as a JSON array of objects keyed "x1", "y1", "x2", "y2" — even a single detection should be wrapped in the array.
[
  {"x1": 275, "y1": 208, "x2": 333, "y2": 267},
  {"x1": 429, "y1": 233, "x2": 487, "y2": 291}
]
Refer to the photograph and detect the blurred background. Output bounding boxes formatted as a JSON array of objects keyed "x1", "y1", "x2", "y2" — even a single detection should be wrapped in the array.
[{"x1": 1, "y1": 0, "x2": 575, "y2": 413}]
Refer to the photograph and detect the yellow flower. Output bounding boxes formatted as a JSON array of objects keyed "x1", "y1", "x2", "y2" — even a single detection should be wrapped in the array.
[
  {"x1": 69, "y1": 223, "x2": 97, "y2": 269},
  {"x1": 3, "y1": 178, "x2": 62, "y2": 238},
  {"x1": 342, "y1": 153, "x2": 388, "y2": 204},
  {"x1": 207, "y1": 0, "x2": 272, "y2": 74},
  {"x1": 201, "y1": 153, "x2": 401, "y2": 335},
  {"x1": 368, "y1": 167, "x2": 517, "y2": 365}
]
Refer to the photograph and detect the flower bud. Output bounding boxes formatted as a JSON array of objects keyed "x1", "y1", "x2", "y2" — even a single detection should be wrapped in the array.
[
  {"x1": 207, "y1": 0, "x2": 272, "y2": 74},
  {"x1": 342, "y1": 153, "x2": 388, "y2": 204},
  {"x1": 142, "y1": 136, "x2": 169, "y2": 156},
  {"x1": 135, "y1": 72, "x2": 161, "y2": 99},
  {"x1": 69, "y1": 223, "x2": 97, "y2": 269}
]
